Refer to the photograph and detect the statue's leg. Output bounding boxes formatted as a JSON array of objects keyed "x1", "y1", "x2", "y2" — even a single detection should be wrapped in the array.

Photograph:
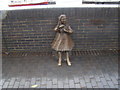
[
  {"x1": 58, "y1": 51, "x2": 62, "y2": 66},
  {"x1": 66, "y1": 51, "x2": 71, "y2": 66}
]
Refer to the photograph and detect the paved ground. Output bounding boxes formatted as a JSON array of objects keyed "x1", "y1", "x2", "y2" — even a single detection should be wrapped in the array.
[{"x1": 1, "y1": 51, "x2": 118, "y2": 89}]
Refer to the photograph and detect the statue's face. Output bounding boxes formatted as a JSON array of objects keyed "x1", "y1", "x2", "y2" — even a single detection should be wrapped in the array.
[{"x1": 61, "y1": 16, "x2": 67, "y2": 24}]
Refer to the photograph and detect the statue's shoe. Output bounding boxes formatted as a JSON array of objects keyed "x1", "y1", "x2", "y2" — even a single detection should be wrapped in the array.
[
  {"x1": 67, "y1": 61, "x2": 71, "y2": 66},
  {"x1": 58, "y1": 63, "x2": 62, "y2": 66}
]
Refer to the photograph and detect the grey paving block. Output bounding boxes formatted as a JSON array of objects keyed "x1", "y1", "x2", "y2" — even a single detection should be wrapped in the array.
[
  {"x1": 81, "y1": 88, "x2": 87, "y2": 90},
  {"x1": 69, "y1": 80, "x2": 75, "y2": 88},
  {"x1": 90, "y1": 78, "x2": 97, "y2": 87},
  {"x1": 2, "y1": 82, "x2": 9, "y2": 88},
  {"x1": 75, "y1": 83, "x2": 80, "y2": 88},
  {"x1": 84, "y1": 76, "x2": 90, "y2": 83},
  {"x1": 19, "y1": 79, "x2": 26, "y2": 86},
  {"x1": 0, "y1": 80, "x2": 2, "y2": 86},
  {"x1": 40, "y1": 84, "x2": 47, "y2": 88},
  {"x1": 104, "y1": 74, "x2": 112, "y2": 81},
  {"x1": 52, "y1": 89, "x2": 58, "y2": 90},
  {"x1": 0, "y1": 86, "x2": 2, "y2": 90},
  {"x1": 100, "y1": 78, "x2": 108, "y2": 86},
  {"x1": 58, "y1": 81, "x2": 64, "y2": 88},
  {"x1": 41, "y1": 77, "x2": 47, "y2": 84},
  {"x1": 69, "y1": 88, "x2": 76, "y2": 90},
  {"x1": 107, "y1": 80, "x2": 115, "y2": 88},
  {"x1": 110, "y1": 76, "x2": 118, "y2": 85},
  {"x1": 63, "y1": 84, "x2": 69, "y2": 88},
  {"x1": 7, "y1": 85, "x2": 13, "y2": 88},
  {"x1": 52, "y1": 84, "x2": 57, "y2": 88},
  {"x1": 19, "y1": 85, "x2": 24, "y2": 88},
  {"x1": 114, "y1": 84, "x2": 118, "y2": 88},
  {"x1": 76, "y1": 89, "x2": 82, "y2": 90},
  {"x1": 47, "y1": 81, "x2": 52, "y2": 88},
  {"x1": 79, "y1": 79, "x2": 86, "y2": 88},
  {"x1": 86, "y1": 82, "x2": 92, "y2": 88},
  {"x1": 35, "y1": 80, "x2": 41, "y2": 88},
  {"x1": 97, "y1": 82, "x2": 104, "y2": 88},
  {"x1": 13, "y1": 81, "x2": 20, "y2": 88},
  {"x1": 24, "y1": 81, "x2": 31, "y2": 88},
  {"x1": 74, "y1": 77, "x2": 80, "y2": 84},
  {"x1": 63, "y1": 78, "x2": 69, "y2": 85},
  {"x1": 30, "y1": 78, "x2": 36, "y2": 85},
  {"x1": 103, "y1": 85, "x2": 110, "y2": 88},
  {"x1": 9, "y1": 78, "x2": 16, "y2": 86},
  {"x1": 64, "y1": 88, "x2": 69, "y2": 90},
  {"x1": 2, "y1": 79, "x2": 5, "y2": 85},
  {"x1": 94, "y1": 75, "x2": 101, "y2": 82},
  {"x1": 52, "y1": 78, "x2": 57, "y2": 85}
]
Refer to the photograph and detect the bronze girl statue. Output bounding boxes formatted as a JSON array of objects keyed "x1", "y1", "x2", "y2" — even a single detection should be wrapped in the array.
[{"x1": 51, "y1": 14, "x2": 74, "y2": 66}]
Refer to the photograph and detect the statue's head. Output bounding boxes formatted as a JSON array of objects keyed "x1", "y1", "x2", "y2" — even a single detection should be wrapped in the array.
[{"x1": 59, "y1": 14, "x2": 67, "y2": 24}]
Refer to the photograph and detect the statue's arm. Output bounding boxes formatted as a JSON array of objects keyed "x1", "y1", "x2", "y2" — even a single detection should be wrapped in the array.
[
  {"x1": 64, "y1": 26, "x2": 73, "y2": 34},
  {"x1": 68, "y1": 26, "x2": 73, "y2": 33},
  {"x1": 54, "y1": 25, "x2": 59, "y2": 32}
]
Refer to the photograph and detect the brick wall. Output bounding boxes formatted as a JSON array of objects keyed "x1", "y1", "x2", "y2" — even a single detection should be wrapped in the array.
[{"x1": 2, "y1": 8, "x2": 118, "y2": 52}]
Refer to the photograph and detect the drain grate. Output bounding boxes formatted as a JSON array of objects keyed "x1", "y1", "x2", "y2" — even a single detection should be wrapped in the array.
[{"x1": 2, "y1": 50, "x2": 118, "y2": 57}]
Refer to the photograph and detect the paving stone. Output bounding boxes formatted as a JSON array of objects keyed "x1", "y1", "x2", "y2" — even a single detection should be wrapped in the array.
[
  {"x1": 100, "y1": 78, "x2": 108, "y2": 86},
  {"x1": 114, "y1": 84, "x2": 118, "y2": 88},
  {"x1": 86, "y1": 82, "x2": 92, "y2": 88},
  {"x1": 63, "y1": 78, "x2": 69, "y2": 85},
  {"x1": 0, "y1": 80, "x2": 2, "y2": 86},
  {"x1": 7, "y1": 85, "x2": 13, "y2": 88},
  {"x1": 58, "y1": 81, "x2": 64, "y2": 88},
  {"x1": 97, "y1": 82, "x2": 104, "y2": 88},
  {"x1": 90, "y1": 78, "x2": 98, "y2": 87},
  {"x1": 52, "y1": 78, "x2": 57, "y2": 85},
  {"x1": 69, "y1": 80, "x2": 75, "y2": 88},
  {"x1": 2, "y1": 79, "x2": 5, "y2": 85},
  {"x1": 26, "y1": 81, "x2": 31, "y2": 88},
  {"x1": 107, "y1": 80, "x2": 115, "y2": 88},
  {"x1": 35, "y1": 80, "x2": 41, "y2": 88},
  {"x1": 13, "y1": 81, "x2": 20, "y2": 88},
  {"x1": 63, "y1": 84, "x2": 69, "y2": 88},
  {"x1": 52, "y1": 84, "x2": 57, "y2": 88},
  {"x1": 69, "y1": 88, "x2": 76, "y2": 90},
  {"x1": 75, "y1": 83, "x2": 81, "y2": 88},
  {"x1": 30, "y1": 78, "x2": 36, "y2": 85},
  {"x1": 74, "y1": 77, "x2": 80, "y2": 84},
  {"x1": 2, "y1": 82, "x2": 9, "y2": 88},
  {"x1": 79, "y1": 79, "x2": 86, "y2": 88},
  {"x1": 52, "y1": 88, "x2": 58, "y2": 90},
  {"x1": 41, "y1": 84, "x2": 47, "y2": 88},
  {"x1": 84, "y1": 76, "x2": 90, "y2": 83},
  {"x1": 110, "y1": 76, "x2": 118, "y2": 85},
  {"x1": 94, "y1": 75, "x2": 101, "y2": 82},
  {"x1": 19, "y1": 85, "x2": 24, "y2": 88},
  {"x1": 76, "y1": 89, "x2": 82, "y2": 90},
  {"x1": 19, "y1": 79, "x2": 25, "y2": 86},
  {"x1": 9, "y1": 78, "x2": 16, "y2": 86},
  {"x1": 81, "y1": 88, "x2": 87, "y2": 90},
  {"x1": 104, "y1": 74, "x2": 112, "y2": 81},
  {"x1": 0, "y1": 86, "x2": 2, "y2": 90},
  {"x1": 47, "y1": 81, "x2": 52, "y2": 88}
]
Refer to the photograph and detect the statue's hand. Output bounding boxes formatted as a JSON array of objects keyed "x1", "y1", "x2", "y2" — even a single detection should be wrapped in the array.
[
  {"x1": 59, "y1": 25, "x2": 64, "y2": 28},
  {"x1": 63, "y1": 29, "x2": 69, "y2": 33}
]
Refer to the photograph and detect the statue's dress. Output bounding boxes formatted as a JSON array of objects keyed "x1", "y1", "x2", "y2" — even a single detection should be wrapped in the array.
[{"x1": 51, "y1": 25, "x2": 74, "y2": 51}]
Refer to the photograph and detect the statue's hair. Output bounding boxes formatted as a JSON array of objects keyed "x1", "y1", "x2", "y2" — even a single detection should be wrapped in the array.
[
  {"x1": 57, "y1": 14, "x2": 67, "y2": 25},
  {"x1": 58, "y1": 14, "x2": 66, "y2": 21},
  {"x1": 55, "y1": 14, "x2": 69, "y2": 30}
]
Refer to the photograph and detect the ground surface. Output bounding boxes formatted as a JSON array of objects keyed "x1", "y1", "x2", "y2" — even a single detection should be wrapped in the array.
[{"x1": 1, "y1": 51, "x2": 118, "y2": 89}]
